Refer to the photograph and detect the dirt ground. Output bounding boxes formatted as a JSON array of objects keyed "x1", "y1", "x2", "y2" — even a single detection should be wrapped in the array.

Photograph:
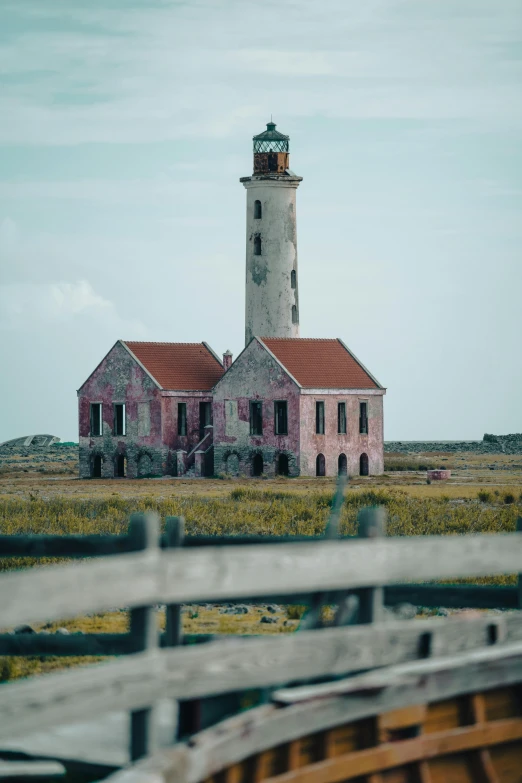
[{"x1": 1, "y1": 450, "x2": 521, "y2": 501}]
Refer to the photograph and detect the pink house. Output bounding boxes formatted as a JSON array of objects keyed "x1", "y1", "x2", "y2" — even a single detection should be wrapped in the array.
[
  {"x1": 213, "y1": 337, "x2": 385, "y2": 478},
  {"x1": 77, "y1": 340, "x2": 224, "y2": 478}
]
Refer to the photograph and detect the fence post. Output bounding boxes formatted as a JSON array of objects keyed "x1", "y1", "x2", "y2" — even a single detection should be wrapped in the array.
[
  {"x1": 128, "y1": 512, "x2": 160, "y2": 761},
  {"x1": 357, "y1": 506, "x2": 387, "y2": 624},
  {"x1": 517, "y1": 517, "x2": 522, "y2": 609},
  {"x1": 164, "y1": 516, "x2": 200, "y2": 739}
]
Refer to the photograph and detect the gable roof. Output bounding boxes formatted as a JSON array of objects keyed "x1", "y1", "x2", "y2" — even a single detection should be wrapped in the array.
[
  {"x1": 260, "y1": 338, "x2": 382, "y2": 389},
  {"x1": 122, "y1": 341, "x2": 224, "y2": 391}
]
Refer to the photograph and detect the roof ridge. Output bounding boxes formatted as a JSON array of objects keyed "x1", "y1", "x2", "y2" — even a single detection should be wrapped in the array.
[{"x1": 124, "y1": 341, "x2": 206, "y2": 346}]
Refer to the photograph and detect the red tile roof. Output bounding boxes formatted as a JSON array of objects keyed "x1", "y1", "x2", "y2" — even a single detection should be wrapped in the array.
[
  {"x1": 260, "y1": 338, "x2": 380, "y2": 389},
  {"x1": 123, "y1": 341, "x2": 224, "y2": 391}
]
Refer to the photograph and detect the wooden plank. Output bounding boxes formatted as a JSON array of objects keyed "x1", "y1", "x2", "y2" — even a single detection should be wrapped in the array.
[
  {"x1": 105, "y1": 646, "x2": 522, "y2": 783},
  {"x1": 3, "y1": 533, "x2": 522, "y2": 629},
  {"x1": 260, "y1": 719, "x2": 522, "y2": 782},
  {"x1": 0, "y1": 534, "x2": 133, "y2": 558},
  {"x1": 0, "y1": 761, "x2": 66, "y2": 778},
  {"x1": 0, "y1": 632, "x2": 133, "y2": 656},
  {"x1": 2, "y1": 614, "x2": 522, "y2": 741}
]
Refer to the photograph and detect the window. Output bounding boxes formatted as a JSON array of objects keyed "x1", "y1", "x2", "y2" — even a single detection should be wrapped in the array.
[
  {"x1": 274, "y1": 401, "x2": 288, "y2": 435},
  {"x1": 291, "y1": 270, "x2": 296, "y2": 289},
  {"x1": 359, "y1": 401, "x2": 368, "y2": 434},
  {"x1": 178, "y1": 402, "x2": 187, "y2": 436},
  {"x1": 254, "y1": 200, "x2": 262, "y2": 219},
  {"x1": 250, "y1": 401, "x2": 263, "y2": 435},
  {"x1": 90, "y1": 403, "x2": 102, "y2": 436},
  {"x1": 292, "y1": 304, "x2": 298, "y2": 324},
  {"x1": 338, "y1": 402, "x2": 346, "y2": 434},
  {"x1": 315, "y1": 401, "x2": 325, "y2": 434},
  {"x1": 199, "y1": 401, "x2": 211, "y2": 439},
  {"x1": 316, "y1": 454, "x2": 326, "y2": 477},
  {"x1": 360, "y1": 452, "x2": 369, "y2": 476},
  {"x1": 338, "y1": 453, "x2": 347, "y2": 476},
  {"x1": 254, "y1": 234, "x2": 262, "y2": 255},
  {"x1": 113, "y1": 403, "x2": 126, "y2": 436}
]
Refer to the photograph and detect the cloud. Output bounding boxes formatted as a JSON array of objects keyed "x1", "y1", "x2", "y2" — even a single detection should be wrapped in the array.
[{"x1": 0, "y1": 279, "x2": 147, "y2": 335}]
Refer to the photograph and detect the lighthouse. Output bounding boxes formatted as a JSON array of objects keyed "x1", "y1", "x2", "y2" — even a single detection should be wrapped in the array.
[{"x1": 241, "y1": 121, "x2": 302, "y2": 346}]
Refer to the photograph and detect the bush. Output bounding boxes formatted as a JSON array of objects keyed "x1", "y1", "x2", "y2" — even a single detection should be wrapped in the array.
[
  {"x1": 287, "y1": 605, "x2": 306, "y2": 620},
  {"x1": 478, "y1": 490, "x2": 491, "y2": 503},
  {"x1": 504, "y1": 492, "x2": 515, "y2": 505}
]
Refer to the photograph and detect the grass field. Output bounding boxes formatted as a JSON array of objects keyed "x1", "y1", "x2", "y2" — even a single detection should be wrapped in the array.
[{"x1": 1, "y1": 451, "x2": 521, "y2": 681}]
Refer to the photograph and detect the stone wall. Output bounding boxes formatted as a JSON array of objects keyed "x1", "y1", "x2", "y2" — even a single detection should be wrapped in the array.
[{"x1": 384, "y1": 434, "x2": 522, "y2": 455}]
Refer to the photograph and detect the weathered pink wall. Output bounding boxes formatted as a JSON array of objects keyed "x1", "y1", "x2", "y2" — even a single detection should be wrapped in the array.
[
  {"x1": 213, "y1": 339, "x2": 300, "y2": 476},
  {"x1": 299, "y1": 393, "x2": 384, "y2": 477}
]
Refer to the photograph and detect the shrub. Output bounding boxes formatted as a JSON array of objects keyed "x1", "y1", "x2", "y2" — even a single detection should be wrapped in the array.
[
  {"x1": 478, "y1": 490, "x2": 491, "y2": 503},
  {"x1": 504, "y1": 492, "x2": 515, "y2": 505},
  {"x1": 286, "y1": 605, "x2": 306, "y2": 620}
]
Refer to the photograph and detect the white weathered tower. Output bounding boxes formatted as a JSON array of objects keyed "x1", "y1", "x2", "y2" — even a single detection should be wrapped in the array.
[{"x1": 241, "y1": 121, "x2": 302, "y2": 346}]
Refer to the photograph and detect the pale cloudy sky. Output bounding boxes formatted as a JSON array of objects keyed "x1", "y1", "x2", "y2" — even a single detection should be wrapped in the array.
[{"x1": 0, "y1": 0, "x2": 521, "y2": 442}]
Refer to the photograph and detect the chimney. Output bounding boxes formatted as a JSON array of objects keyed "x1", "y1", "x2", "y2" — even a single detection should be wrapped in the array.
[{"x1": 223, "y1": 350, "x2": 233, "y2": 371}]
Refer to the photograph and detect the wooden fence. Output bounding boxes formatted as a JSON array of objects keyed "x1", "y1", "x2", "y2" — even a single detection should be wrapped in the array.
[{"x1": 2, "y1": 505, "x2": 522, "y2": 773}]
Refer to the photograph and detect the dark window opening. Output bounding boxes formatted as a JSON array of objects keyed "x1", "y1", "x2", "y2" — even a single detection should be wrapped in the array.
[
  {"x1": 252, "y1": 453, "x2": 264, "y2": 477},
  {"x1": 90, "y1": 403, "x2": 102, "y2": 437},
  {"x1": 292, "y1": 304, "x2": 298, "y2": 324},
  {"x1": 199, "y1": 401, "x2": 211, "y2": 440},
  {"x1": 254, "y1": 235, "x2": 262, "y2": 255},
  {"x1": 114, "y1": 403, "x2": 126, "y2": 436},
  {"x1": 291, "y1": 270, "x2": 296, "y2": 289},
  {"x1": 359, "y1": 401, "x2": 368, "y2": 434},
  {"x1": 277, "y1": 453, "x2": 289, "y2": 476},
  {"x1": 116, "y1": 454, "x2": 126, "y2": 477},
  {"x1": 338, "y1": 453, "x2": 347, "y2": 476},
  {"x1": 338, "y1": 402, "x2": 346, "y2": 434},
  {"x1": 250, "y1": 401, "x2": 263, "y2": 435},
  {"x1": 91, "y1": 454, "x2": 102, "y2": 478},
  {"x1": 316, "y1": 453, "x2": 326, "y2": 477},
  {"x1": 178, "y1": 402, "x2": 187, "y2": 436},
  {"x1": 254, "y1": 200, "x2": 262, "y2": 219},
  {"x1": 274, "y1": 401, "x2": 288, "y2": 435},
  {"x1": 316, "y1": 401, "x2": 325, "y2": 435},
  {"x1": 360, "y1": 452, "x2": 369, "y2": 476}
]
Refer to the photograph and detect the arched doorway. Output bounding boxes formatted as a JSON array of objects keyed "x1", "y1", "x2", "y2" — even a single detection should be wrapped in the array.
[
  {"x1": 252, "y1": 453, "x2": 263, "y2": 477},
  {"x1": 338, "y1": 453, "x2": 347, "y2": 476},
  {"x1": 277, "y1": 453, "x2": 289, "y2": 476},
  {"x1": 316, "y1": 453, "x2": 325, "y2": 477},
  {"x1": 116, "y1": 454, "x2": 126, "y2": 478},
  {"x1": 91, "y1": 455, "x2": 102, "y2": 478},
  {"x1": 360, "y1": 453, "x2": 369, "y2": 476}
]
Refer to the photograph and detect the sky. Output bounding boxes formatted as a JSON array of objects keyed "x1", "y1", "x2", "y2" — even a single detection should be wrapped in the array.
[{"x1": 0, "y1": 0, "x2": 521, "y2": 443}]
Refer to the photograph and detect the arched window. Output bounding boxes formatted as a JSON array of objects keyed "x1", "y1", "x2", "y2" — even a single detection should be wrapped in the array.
[
  {"x1": 254, "y1": 200, "x2": 262, "y2": 219},
  {"x1": 316, "y1": 453, "x2": 325, "y2": 477},
  {"x1": 277, "y1": 453, "x2": 289, "y2": 476},
  {"x1": 254, "y1": 235, "x2": 262, "y2": 256},
  {"x1": 253, "y1": 453, "x2": 264, "y2": 477},
  {"x1": 291, "y1": 270, "x2": 296, "y2": 289},
  {"x1": 338, "y1": 453, "x2": 347, "y2": 476},
  {"x1": 360, "y1": 453, "x2": 369, "y2": 476},
  {"x1": 292, "y1": 305, "x2": 298, "y2": 324},
  {"x1": 91, "y1": 454, "x2": 102, "y2": 478}
]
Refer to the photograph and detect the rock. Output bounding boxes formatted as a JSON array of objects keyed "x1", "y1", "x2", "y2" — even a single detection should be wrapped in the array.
[
  {"x1": 392, "y1": 602, "x2": 417, "y2": 620},
  {"x1": 260, "y1": 616, "x2": 277, "y2": 624},
  {"x1": 55, "y1": 627, "x2": 70, "y2": 635},
  {"x1": 234, "y1": 605, "x2": 250, "y2": 614},
  {"x1": 266, "y1": 604, "x2": 280, "y2": 613},
  {"x1": 14, "y1": 624, "x2": 36, "y2": 634}
]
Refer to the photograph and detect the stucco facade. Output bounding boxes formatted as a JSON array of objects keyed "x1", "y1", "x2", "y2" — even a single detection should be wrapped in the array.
[
  {"x1": 78, "y1": 341, "x2": 221, "y2": 478},
  {"x1": 213, "y1": 339, "x2": 300, "y2": 477}
]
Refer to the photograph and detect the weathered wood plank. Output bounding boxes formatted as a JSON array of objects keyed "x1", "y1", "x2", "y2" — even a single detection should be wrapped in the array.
[
  {"x1": 2, "y1": 613, "x2": 521, "y2": 743},
  {"x1": 105, "y1": 644, "x2": 522, "y2": 783},
  {"x1": 3, "y1": 533, "x2": 522, "y2": 629},
  {"x1": 0, "y1": 761, "x2": 66, "y2": 778}
]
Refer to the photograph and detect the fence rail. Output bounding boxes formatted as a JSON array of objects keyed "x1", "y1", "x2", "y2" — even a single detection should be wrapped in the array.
[{"x1": 2, "y1": 506, "x2": 522, "y2": 768}]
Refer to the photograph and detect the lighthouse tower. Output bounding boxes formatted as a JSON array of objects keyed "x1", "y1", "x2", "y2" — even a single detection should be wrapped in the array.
[{"x1": 241, "y1": 121, "x2": 303, "y2": 346}]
